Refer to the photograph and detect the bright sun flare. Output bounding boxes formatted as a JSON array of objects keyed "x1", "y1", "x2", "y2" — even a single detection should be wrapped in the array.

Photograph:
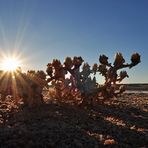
[{"x1": 2, "y1": 57, "x2": 20, "y2": 71}]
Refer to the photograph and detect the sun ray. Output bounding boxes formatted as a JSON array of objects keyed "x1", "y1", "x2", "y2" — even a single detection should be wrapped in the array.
[{"x1": 1, "y1": 56, "x2": 21, "y2": 72}]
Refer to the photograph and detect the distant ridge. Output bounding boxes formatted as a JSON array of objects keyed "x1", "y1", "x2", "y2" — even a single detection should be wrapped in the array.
[{"x1": 123, "y1": 83, "x2": 148, "y2": 91}]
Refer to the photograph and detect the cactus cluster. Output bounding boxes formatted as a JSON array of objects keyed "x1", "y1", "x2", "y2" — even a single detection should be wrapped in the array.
[
  {"x1": 0, "y1": 52, "x2": 140, "y2": 107},
  {"x1": 46, "y1": 52, "x2": 140, "y2": 105}
]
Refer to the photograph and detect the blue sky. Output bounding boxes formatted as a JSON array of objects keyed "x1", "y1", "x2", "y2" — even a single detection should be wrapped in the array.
[{"x1": 0, "y1": 0, "x2": 148, "y2": 83}]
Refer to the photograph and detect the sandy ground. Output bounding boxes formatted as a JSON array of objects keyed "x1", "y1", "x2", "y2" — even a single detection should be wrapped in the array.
[{"x1": 0, "y1": 93, "x2": 148, "y2": 148}]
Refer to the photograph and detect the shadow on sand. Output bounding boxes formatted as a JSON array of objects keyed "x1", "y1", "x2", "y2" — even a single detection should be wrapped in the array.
[{"x1": 0, "y1": 101, "x2": 148, "y2": 148}]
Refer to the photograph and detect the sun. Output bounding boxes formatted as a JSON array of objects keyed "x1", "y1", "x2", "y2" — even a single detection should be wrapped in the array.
[{"x1": 1, "y1": 57, "x2": 21, "y2": 72}]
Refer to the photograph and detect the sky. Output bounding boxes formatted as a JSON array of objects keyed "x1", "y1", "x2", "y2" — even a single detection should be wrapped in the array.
[{"x1": 0, "y1": 0, "x2": 148, "y2": 83}]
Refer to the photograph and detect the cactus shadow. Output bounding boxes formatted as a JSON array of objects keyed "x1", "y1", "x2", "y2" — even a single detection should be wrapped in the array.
[
  {"x1": 93, "y1": 103, "x2": 148, "y2": 129},
  {"x1": 1, "y1": 102, "x2": 147, "y2": 147}
]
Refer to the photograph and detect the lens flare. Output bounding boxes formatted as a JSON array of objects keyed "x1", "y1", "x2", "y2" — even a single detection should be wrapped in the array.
[{"x1": 1, "y1": 57, "x2": 21, "y2": 71}]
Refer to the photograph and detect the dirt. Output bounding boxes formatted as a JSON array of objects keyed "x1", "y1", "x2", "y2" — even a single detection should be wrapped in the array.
[{"x1": 0, "y1": 94, "x2": 148, "y2": 148}]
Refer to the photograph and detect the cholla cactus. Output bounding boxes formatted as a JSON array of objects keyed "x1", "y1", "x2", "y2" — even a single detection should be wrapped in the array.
[
  {"x1": 0, "y1": 52, "x2": 141, "y2": 107},
  {"x1": 46, "y1": 52, "x2": 140, "y2": 106},
  {"x1": 12, "y1": 70, "x2": 47, "y2": 107},
  {"x1": 97, "y1": 52, "x2": 141, "y2": 99}
]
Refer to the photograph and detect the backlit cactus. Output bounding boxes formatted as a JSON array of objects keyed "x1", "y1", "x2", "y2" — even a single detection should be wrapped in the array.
[
  {"x1": 15, "y1": 70, "x2": 47, "y2": 107},
  {"x1": 0, "y1": 52, "x2": 141, "y2": 107},
  {"x1": 46, "y1": 52, "x2": 141, "y2": 106},
  {"x1": 0, "y1": 69, "x2": 47, "y2": 107}
]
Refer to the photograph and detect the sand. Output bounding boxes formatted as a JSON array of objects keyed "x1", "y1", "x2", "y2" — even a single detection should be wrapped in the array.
[{"x1": 0, "y1": 93, "x2": 148, "y2": 148}]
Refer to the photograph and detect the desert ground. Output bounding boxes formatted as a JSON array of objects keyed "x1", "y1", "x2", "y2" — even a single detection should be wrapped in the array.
[{"x1": 0, "y1": 92, "x2": 148, "y2": 148}]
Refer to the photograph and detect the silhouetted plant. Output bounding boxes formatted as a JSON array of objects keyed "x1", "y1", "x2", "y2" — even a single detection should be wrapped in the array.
[
  {"x1": 46, "y1": 52, "x2": 141, "y2": 106},
  {"x1": 97, "y1": 52, "x2": 141, "y2": 99},
  {"x1": 0, "y1": 68, "x2": 47, "y2": 107},
  {"x1": 14, "y1": 70, "x2": 47, "y2": 107},
  {"x1": 0, "y1": 52, "x2": 141, "y2": 107}
]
